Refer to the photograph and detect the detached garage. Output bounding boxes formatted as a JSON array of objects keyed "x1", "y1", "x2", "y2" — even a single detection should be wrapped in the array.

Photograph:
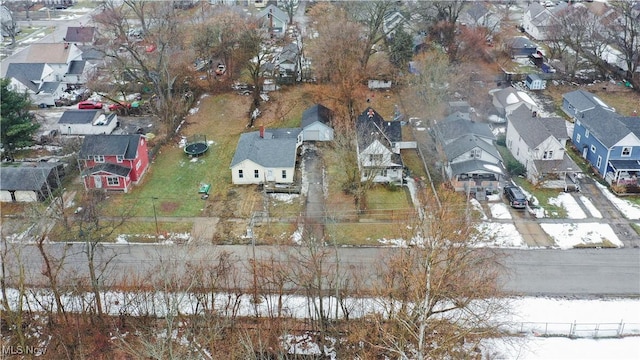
[
  {"x1": 301, "y1": 104, "x2": 334, "y2": 142},
  {"x1": 0, "y1": 162, "x2": 65, "y2": 202}
]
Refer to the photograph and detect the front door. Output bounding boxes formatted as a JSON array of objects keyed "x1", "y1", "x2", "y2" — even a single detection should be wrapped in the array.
[
  {"x1": 94, "y1": 175, "x2": 102, "y2": 188},
  {"x1": 582, "y1": 146, "x2": 588, "y2": 159}
]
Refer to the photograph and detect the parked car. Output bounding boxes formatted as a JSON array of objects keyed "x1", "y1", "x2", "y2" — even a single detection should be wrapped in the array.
[
  {"x1": 78, "y1": 100, "x2": 103, "y2": 109},
  {"x1": 108, "y1": 102, "x2": 131, "y2": 112},
  {"x1": 504, "y1": 185, "x2": 527, "y2": 209},
  {"x1": 215, "y1": 64, "x2": 226, "y2": 76}
]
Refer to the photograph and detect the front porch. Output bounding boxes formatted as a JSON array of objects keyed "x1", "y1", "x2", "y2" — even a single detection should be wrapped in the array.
[{"x1": 605, "y1": 160, "x2": 640, "y2": 186}]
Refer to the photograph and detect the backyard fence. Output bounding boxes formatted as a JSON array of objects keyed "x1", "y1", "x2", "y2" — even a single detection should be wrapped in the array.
[{"x1": 512, "y1": 321, "x2": 640, "y2": 338}]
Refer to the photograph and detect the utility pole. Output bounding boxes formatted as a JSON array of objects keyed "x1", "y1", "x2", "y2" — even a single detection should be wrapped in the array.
[{"x1": 152, "y1": 197, "x2": 159, "y2": 238}]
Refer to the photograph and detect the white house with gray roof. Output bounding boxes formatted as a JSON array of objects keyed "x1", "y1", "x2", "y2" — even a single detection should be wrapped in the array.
[
  {"x1": 58, "y1": 110, "x2": 118, "y2": 135},
  {"x1": 506, "y1": 104, "x2": 579, "y2": 188},
  {"x1": 230, "y1": 127, "x2": 302, "y2": 185}
]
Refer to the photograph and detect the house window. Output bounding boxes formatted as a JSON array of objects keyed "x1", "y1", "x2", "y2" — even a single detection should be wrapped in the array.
[
  {"x1": 238, "y1": 169, "x2": 244, "y2": 179},
  {"x1": 254, "y1": 169, "x2": 260, "y2": 178},
  {"x1": 543, "y1": 150, "x2": 553, "y2": 159},
  {"x1": 591, "y1": 145, "x2": 596, "y2": 153},
  {"x1": 369, "y1": 154, "x2": 383, "y2": 163},
  {"x1": 622, "y1": 147, "x2": 632, "y2": 157},
  {"x1": 116, "y1": 155, "x2": 124, "y2": 163},
  {"x1": 576, "y1": 134, "x2": 581, "y2": 143},
  {"x1": 94, "y1": 155, "x2": 105, "y2": 163},
  {"x1": 282, "y1": 170, "x2": 287, "y2": 179},
  {"x1": 596, "y1": 155, "x2": 602, "y2": 168},
  {"x1": 585, "y1": 129, "x2": 590, "y2": 138},
  {"x1": 470, "y1": 149, "x2": 482, "y2": 158},
  {"x1": 106, "y1": 177, "x2": 120, "y2": 186}
]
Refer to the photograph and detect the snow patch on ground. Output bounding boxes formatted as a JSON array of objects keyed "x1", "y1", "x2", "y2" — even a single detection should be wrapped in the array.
[
  {"x1": 540, "y1": 223, "x2": 622, "y2": 249},
  {"x1": 580, "y1": 195, "x2": 602, "y2": 218},
  {"x1": 489, "y1": 203, "x2": 512, "y2": 219},
  {"x1": 475, "y1": 223, "x2": 526, "y2": 248},
  {"x1": 596, "y1": 182, "x2": 640, "y2": 220},
  {"x1": 548, "y1": 193, "x2": 587, "y2": 219},
  {"x1": 270, "y1": 193, "x2": 299, "y2": 203}
]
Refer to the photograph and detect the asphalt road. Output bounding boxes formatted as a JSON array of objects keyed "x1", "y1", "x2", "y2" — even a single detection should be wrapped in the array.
[{"x1": 3, "y1": 243, "x2": 639, "y2": 297}]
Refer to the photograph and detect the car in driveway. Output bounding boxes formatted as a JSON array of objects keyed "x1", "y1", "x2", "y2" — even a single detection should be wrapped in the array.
[
  {"x1": 78, "y1": 100, "x2": 103, "y2": 109},
  {"x1": 504, "y1": 185, "x2": 527, "y2": 209},
  {"x1": 108, "y1": 102, "x2": 131, "y2": 112}
]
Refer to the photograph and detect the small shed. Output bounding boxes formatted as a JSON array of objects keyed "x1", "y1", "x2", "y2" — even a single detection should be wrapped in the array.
[{"x1": 525, "y1": 74, "x2": 546, "y2": 90}]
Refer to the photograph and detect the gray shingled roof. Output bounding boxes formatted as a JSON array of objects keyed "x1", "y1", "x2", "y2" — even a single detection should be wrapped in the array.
[
  {"x1": 68, "y1": 60, "x2": 86, "y2": 75},
  {"x1": 510, "y1": 36, "x2": 537, "y2": 50},
  {"x1": 443, "y1": 134, "x2": 501, "y2": 161},
  {"x1": 230, "y1": 128, "x2": 301, "y2": 168},
  {"x1": 533, "y1": 156, "x2": 579, "y2": 174},
  {"x1": 65, "y1": 26, "x2": 95, "y2": 43},
  {"x1": 0, "y1": 163, "x2": 58, "y2": 191},
  {"x1": 59, "y1": 110, "x2": 99, "y2": 124},
  {"x1": 508, "y1": 104, "x2": 567, "y2": 149},
  {"x1": 450, "y1": 159, "x2": 504, "y2": 176},
  {"x1": 81, "y1": 163, "x2": 131, "y2": 177},
  {"x1": 257, "y1": 5, "x2": 288, "y2": 23},
  {"x1": 5, "y1": 63, "x2": 45, "y2": 92},
  {"x1": 78, "y1": 134, "x2": 141, "y2": 159},
  {"x1": 433, "y1": 118, "x2": 495, "y2": 145},
  {"x1": 301, "y1": 104, "x2": 332, "y2": 128},
  {"x1": 579, "y1": 108, "x2": 637, "y2": 148},
  {"x1": 39, "y1": 82, "x2": 61, "y2": 93},
  {"x1": 563, "y1": 89, "x2": 613, "y2": 113},
  {"x1": 609, "y1": 160, "x2": 640, "y2": 171}
]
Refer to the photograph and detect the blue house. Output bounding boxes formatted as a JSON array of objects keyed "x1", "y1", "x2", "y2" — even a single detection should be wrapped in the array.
[{"x1": 572, "y1": 107, "x2": 640, "y2": 185}]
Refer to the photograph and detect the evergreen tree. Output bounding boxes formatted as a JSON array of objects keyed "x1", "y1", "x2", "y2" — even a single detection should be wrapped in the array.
[
  {"x1": 1, "y1": 78, "x2": 39, "y2": 160},
  {"x1": 389, "y1": 26, "x2": 414, "y2": 69}
]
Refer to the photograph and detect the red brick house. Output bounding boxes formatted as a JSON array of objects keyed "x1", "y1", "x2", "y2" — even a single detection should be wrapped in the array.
[{"x1": 78, "y1": 134, "x2": 149, "y2": 192}]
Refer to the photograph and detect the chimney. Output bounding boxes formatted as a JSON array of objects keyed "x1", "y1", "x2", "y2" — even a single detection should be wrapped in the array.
[{"x1": 260, "y1": 125, "x2": 265, "y2": 138}]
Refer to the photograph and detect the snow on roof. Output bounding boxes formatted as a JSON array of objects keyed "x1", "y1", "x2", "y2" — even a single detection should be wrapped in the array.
[{"x1": 517, "y1": 91, "x2": 536, "y2": 106}]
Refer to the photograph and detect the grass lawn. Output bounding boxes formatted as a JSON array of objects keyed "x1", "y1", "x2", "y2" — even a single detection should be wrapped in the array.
[{"x1": 326, "y1": 222, "x2": 409, "y2": 246}]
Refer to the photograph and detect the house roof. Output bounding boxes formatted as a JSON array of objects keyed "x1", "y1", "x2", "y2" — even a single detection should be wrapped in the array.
[
  {"x1": 509, "y1": 36, "x2": 537, "y2": 50},
  {"x1": 81, "y1": 163, "x2": 131, "y2": 177},
  {"x1": 78, "y1": 45, "x2": 105, "y2": 61},
  {"x1": 301, "y1": 104, "x2": 332, "y2": 128},
  {"x1": 58, "y1": 110, "x2": 116, "y2": 125},
  {"x1": 492, "y1": 87, "x2": 537, "y2": 109},
  {"x1": 257, "y1": 5, "x2": 288, "y2": 24},
  {"x1": 64, "y1": 26, "x2": 95, "y2": 43},
  {"x1": 0, "y1": 163, "x2": 60, "y2": 191},
  {"x1": 533, "y1": 156, "x2": 579, "y2": 174},
  {"x1": 563, "y1": 89, "x2": 614, "y2": 113},
  {"x1": 443, "y1": 111, "x2": 471, "y2": 122},
  {"x1": 508, "y1": 104, "x2": 568, "y2": 148},
  {"x1": 26, "y1": 43, "x2": 74, "y2": 63},
  {"x1": 67, "y1": 60, "x2": 86, "y2": 75},
  {"x1": 450, "y1": 159, "x2": 504, "y2": 176},
  {"x1": 278, "y1": 43, "x2": 299, "y2": 63},
  {"x1": 579, "y1": 108, "x2": 640, "y2": 148},
  {"x1": 230, "y1": 128, "x2": 301, "y2": 168},
  {"x1": 357, "y1": 107, "x2": 402, "y2": 143},
  {"x1": 443, "y1": 134, "x2": 501, "y2": 161},
  {"x1": 39, "y1": 81, "x2": 62, "y2": 94},
  {"x1": 609, "y1": 159, "x2": 640, "y2": 172},
  {"x1": 78, "y1": 134, "x2": 142, "y2": 159},
  {"x1": 5, "y1": 63, "x2": 45, "y2": 92},
  {"x1": 433, "y1": 118, "x2": 495, "y2": 144}
]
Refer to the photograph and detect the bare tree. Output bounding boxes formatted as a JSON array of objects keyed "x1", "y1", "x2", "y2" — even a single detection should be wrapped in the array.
[
  {"x1": 607, "y1": 0, "x2": 640, "y2": 87},
  {"x1": 93, "y1": 0, "x2": 194, "y2": 134},
  {"x1": 373, "y1": 188, "x2": 508, "y2": 358},
  {"x1": 412, "y1": 0, "x2": 466, "y2": 62},
  {"x1": 280, "y1": 0, "x2": 297, "y2": 25}
]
